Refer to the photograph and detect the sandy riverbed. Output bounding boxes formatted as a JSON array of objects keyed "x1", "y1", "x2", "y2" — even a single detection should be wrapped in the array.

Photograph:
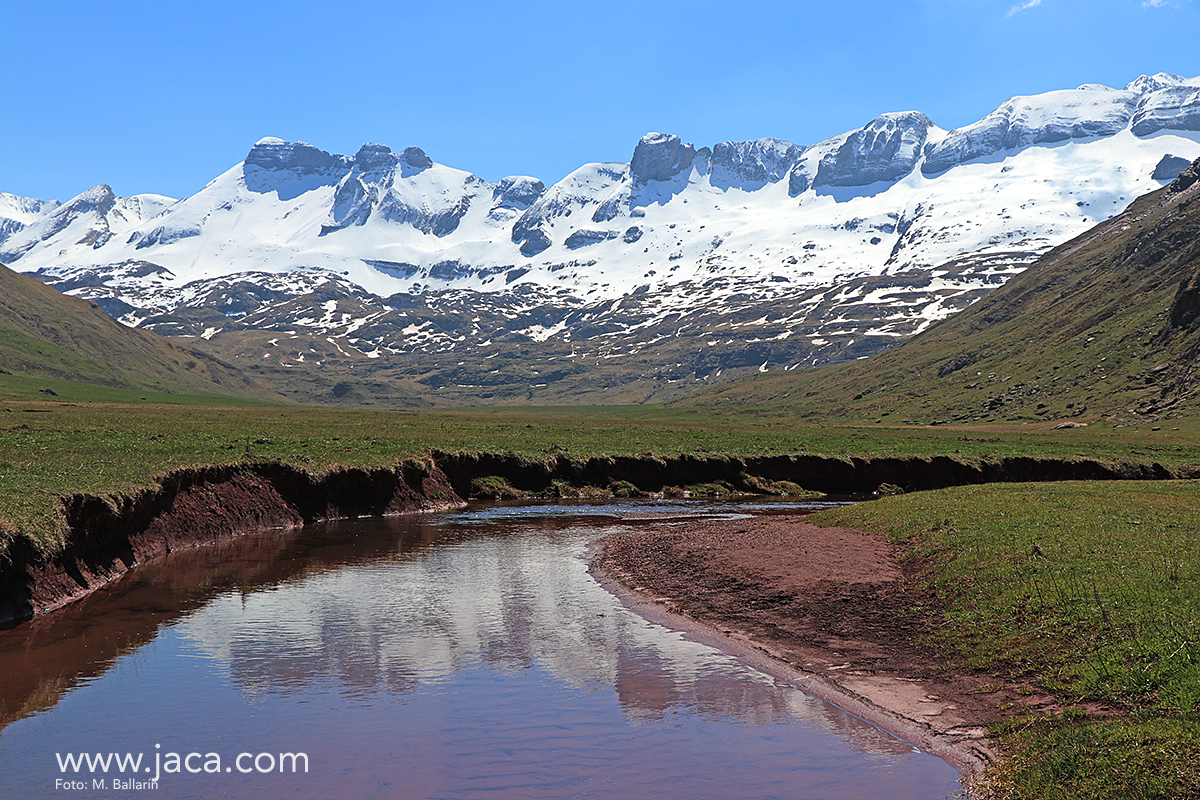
[{"x1": 592, "y1": 514, "x2": 1069, "y2": 783}]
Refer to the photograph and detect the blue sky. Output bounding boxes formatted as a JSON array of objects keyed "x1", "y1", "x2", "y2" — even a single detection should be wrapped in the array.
[{"x1": 3, "y1": 0, "x2": 1198, "y2": 202}]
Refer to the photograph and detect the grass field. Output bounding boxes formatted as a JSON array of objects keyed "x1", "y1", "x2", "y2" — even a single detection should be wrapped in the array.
[
  {"x1": 5, "y1": 378, "x2": 1200, "y2": 556},
  {"x1": 811, "y1": 482, "x2": 1200, "y2": 799}
]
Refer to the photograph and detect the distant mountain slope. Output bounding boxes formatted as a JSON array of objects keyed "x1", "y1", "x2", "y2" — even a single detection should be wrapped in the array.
[
  {"x1": 0, "y1": 263, "x2": 276, "y2": 400},
  {"x1": 684, "y1": 158, "x2": 1200, "y2": 426},
  {"x1": 4, "y1": 73, "x2": 1200, "y2": 405},
  {"x1": 0, "y1": 193, "x2": 59, "y2": 243}
]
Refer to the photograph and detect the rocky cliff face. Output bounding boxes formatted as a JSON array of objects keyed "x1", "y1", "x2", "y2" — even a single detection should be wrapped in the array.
[
  {"x1": 707, "y1": 138, "x2": 803, "y2": 186},
  {"x1": 816, "y1": 112, "x2": 935, "y2": 187},
  {"x1": 630, "y1": 133, "x2": 697, "y2": 184}
]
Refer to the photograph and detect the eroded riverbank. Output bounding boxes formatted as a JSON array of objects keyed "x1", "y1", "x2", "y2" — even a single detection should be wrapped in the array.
[
  {"x1": 0, "y1": 504, "x2": 963, "y2": 800},
  {"x1": 0, "y1": 449, "x2": 1185, "y2": 628}
]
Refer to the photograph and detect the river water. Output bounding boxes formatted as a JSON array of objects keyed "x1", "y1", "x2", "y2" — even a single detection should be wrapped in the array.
[{"x1": 0, "y1": 500, "x2": 961, "y2": 799}]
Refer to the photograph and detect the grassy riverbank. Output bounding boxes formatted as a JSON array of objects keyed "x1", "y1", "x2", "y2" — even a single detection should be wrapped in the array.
[
  {"x1": 810, "y1": 482, "x2": 1200, "y2": 799},
  {"x1": 5, "y1": 389, "x2": 1200, "y2": 557}
]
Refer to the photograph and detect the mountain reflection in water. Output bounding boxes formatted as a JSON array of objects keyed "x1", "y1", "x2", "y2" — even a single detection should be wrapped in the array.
[{"x1": 0, "y1": 501, "x2": 958, "y2": 800}]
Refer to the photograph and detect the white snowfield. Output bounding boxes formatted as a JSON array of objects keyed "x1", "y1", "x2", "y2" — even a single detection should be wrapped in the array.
[{"x1": 2, "y1": 73, "x2": 1199, "y2": 390}]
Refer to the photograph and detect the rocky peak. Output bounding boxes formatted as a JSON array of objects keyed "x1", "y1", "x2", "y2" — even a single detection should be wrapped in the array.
[
  {"x1": 71, "y1": 184, "x2": 118, "y2": 212},
  {"x1": 1126, "y1": 73, "x2": 1188, "y2": 94},
  {"x1": 815, "y1": 112, "x2": 933, "y2": 188},
  {"x1": 492, "y1": 176, "x2": 546, "y2": 211},
  {"x1": 708, "y1": 138, "x2": 804, "y2": 185},
  {"x1": 400, "y1": 146, "x2": 433, "y2": 169},
  {"x1": 354, "y1": 143, "x2": 399, "y2": 172},
  {"x1": 630, "y1": 133, "x2": 696, "y2": 184},
  {"x1": 244, "y1": 138, "x2": 349, "y2": 174}
]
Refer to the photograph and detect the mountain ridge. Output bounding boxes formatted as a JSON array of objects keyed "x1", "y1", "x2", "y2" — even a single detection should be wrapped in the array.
[
  {"x1": 0, "y1": 262, "x2": 277, "y2": 401},
  {"x1": 684, "y1": 156, "x2": 1200, "y2": 425},
  {"x1": 3, "y1": 73, "x2": 1200, "y2": 405}
]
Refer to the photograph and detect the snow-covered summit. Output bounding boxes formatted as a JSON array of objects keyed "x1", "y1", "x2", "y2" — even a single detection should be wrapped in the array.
[
  {"x1": 1124, "y1": 72, "x2": 1200, "y2": 94},
  {"x1": 1, "y1": 185, "x2": 173, "y2": 263},
  {"x1": 0, "y1": 193, "x2": 60, "y2": 243}
]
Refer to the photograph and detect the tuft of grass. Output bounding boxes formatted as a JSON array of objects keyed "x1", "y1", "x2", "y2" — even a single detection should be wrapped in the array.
[
  {"x1": 739, "y1": 474, "x2": 825, "y2": 497},
  {"x1": 685, "y1": 481, "x2": 735, "y2": 497},
  {"x1": 469, "y1": 476, "x2": 525, "y2": 500},
  {"x1": 980, "y1": 712, "x2": 1200, "y2": 800},
  {"x1": 609, "y1": 480, "x2": 643, "y2": 498}
]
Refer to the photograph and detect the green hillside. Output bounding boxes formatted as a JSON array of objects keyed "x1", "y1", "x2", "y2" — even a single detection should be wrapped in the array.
[
  {"x1": 0, "y1": 264, "x2": 276, "y2": 402},
  {"x1": 686, "y1": 158, "x2": 1200, "y2": 428}
]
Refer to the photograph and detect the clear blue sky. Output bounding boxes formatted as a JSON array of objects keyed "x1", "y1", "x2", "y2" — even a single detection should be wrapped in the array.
[{"x1": 3, "y1": 0, "x2": 1198, "y2": 202}]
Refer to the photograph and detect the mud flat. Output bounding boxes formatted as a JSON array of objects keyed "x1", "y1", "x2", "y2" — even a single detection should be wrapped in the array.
[{"x1": 594, "y1": 515, "x2": 1015, "y2": 785}]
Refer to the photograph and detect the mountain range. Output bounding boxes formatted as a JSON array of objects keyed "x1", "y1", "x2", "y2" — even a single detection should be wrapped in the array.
[
  {"x1": 690, "y1": 156, "x2": 1200, "y2": 427},
  {"x1": 2, "y1": 73, "x2": 1199, "y2": 405}
]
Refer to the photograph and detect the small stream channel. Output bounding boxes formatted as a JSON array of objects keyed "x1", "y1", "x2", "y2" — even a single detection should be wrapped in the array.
[{"x1": 0, "y1": 499, "x2": 961, "y2": 799}]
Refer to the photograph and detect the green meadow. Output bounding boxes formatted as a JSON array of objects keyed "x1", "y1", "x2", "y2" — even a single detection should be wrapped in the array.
[
  {"x1": 4, "y1": 376, "x2": 1200, "y2": 554},
  {"x1": 813, "y1": 482, "x2": 1200, "y2": 799}
]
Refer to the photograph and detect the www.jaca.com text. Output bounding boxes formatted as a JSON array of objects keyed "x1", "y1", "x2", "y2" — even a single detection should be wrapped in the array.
[{"x1": 56, "y1": 745, "x2": 308, "y2": 784}]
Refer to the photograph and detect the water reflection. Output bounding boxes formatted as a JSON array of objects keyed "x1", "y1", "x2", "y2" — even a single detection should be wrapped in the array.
[
  {"x1": 0, "y1": 500, "x2": 958, "y2": 799},
  {"x1": 0, "y1": 517, "x2": 459, "y2": 727},
  {"x1": 180, "y1": 510, "x2": 914, "y2": 758}
]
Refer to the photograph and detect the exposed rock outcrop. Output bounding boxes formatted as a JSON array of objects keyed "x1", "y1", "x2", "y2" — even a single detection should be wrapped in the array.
[
  {"x1": 630, "y1": 133, "x2": 697, "y2": 183},
  {"x1": 492, "y1": 176, "x2": 546, "y2": 211},
  {"x1": 1131, "y1": 86, "x2": 1200, "y2": 136},
  {"x1": 708, "y1": 138, "x2": 804, "y2": 185},
  {"x1": 244, "y1": 138, "x2": 350, "y2": 176},
  {"x1": 565, "y1": 229, "x2": 617, "y2": 249},
  {"x1": 1153, "y1": 154, "x2": 1194, "y2": 181},
  {"x1": 816, "y1": 112, "x2": 934, "y2": 188},
  {"x1": 401, "y1": 145, "x2": 434, "y2": 170},
  {"x1": 353, "y1": 142, "x2": 400, "y2": 172}
]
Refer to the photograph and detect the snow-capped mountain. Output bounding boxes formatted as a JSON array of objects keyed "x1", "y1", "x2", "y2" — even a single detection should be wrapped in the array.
[
  {"x1": 0, "y1": 193, "x2": 61, "y2": 245},
  {"x1": 4, "y1": 73, "x2": 1200, "y2": 405}
]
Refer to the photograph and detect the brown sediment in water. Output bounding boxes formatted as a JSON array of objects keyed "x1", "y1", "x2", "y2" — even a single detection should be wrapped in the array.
[{"x1": 592, "y1": 515, "x2": 1056, "y2": 785}]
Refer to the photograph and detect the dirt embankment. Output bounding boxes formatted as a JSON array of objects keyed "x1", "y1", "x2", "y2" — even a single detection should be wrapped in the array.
[
  {"x1": 0, "y1": 449, "x2": 1183, "y2": 628},
  {"x1": 0, "y1": 460, "x2": 461, "y2": 627},
  {"x1": 433, "y1": 450, "x2": 1181, "y2": 497}
]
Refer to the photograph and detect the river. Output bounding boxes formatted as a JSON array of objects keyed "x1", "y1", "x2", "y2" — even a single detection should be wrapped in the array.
[{"x1": 0, "y1": 499, "x2": 961, "y2": 799}]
